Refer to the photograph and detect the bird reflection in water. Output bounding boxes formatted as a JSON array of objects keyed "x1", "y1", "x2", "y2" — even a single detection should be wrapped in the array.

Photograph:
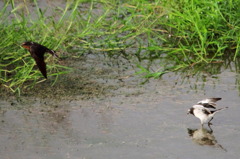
[{"x1": 187, "y1": 127, "x2": 227, "y2": 152}]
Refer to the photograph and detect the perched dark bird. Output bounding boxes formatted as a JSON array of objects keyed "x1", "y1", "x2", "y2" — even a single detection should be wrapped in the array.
[
  {"x1": 187, "y1": 98, "x2": 228, "y2": 127},
  {"x1": 21, "y1": 41, "x2": 58, "y2": 78}
]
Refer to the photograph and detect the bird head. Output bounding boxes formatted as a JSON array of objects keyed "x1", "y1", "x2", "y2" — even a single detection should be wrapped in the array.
[
  {"x1": 21, "y1": 41, "x2": 34, "y2": 50},
  {"x1": 187, "y1": 108, "x2": 194, "y2": 115}
]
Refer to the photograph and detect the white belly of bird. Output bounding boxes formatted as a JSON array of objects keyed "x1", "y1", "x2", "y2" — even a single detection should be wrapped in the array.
[{"x1": 194, "y1": 109, "x2": 213, "y2": 124}]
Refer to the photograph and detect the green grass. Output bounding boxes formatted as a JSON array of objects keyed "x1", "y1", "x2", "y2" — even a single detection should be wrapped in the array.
[{"x1": 0, "y1": 0, "x2": 240, "y2": 94}]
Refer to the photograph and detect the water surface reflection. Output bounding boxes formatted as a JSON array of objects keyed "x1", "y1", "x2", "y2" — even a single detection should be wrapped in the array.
[{"x1": 187, "y1": 127, "x2": 227, "y2": 152}]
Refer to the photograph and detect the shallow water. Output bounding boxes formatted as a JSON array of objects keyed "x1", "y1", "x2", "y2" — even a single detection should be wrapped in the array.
[{"x1": 0, "y1": 54, "x2": 240, "y2": 159}]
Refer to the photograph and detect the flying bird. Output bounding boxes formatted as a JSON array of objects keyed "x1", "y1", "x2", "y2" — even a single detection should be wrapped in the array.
[
  {"x1": 187, "y1": 98, "x2": 228, "y2": 127},
  {"x1": 21, "y1": 41, "x2": 58, "y2": 78}
]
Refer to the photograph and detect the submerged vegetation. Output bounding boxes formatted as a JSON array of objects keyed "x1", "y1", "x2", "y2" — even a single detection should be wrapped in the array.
[{"x1": 0, "y1": 0, "x2": 240, "y2": 94}]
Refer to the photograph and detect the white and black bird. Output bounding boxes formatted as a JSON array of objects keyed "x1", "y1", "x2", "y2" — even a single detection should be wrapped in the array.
[
  {"x1": 187, "y1": 98, "x2": 228, "y2": 127},
  {"x1": 197, "y1": 98, "x2": 222, "y2": 109}
]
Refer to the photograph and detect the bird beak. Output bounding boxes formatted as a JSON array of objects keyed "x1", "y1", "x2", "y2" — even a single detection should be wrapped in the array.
[{"x1": 187, "y1": 109, "x2": 191, "y2": 115}]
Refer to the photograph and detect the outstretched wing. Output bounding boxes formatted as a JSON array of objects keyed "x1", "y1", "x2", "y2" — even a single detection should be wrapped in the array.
[
  {"x1": 197, "y1": 98, "x2": 222, "y2": 109},
  {"x1": 32, "y1": 55, "x2": 47, "y2": 79},
  {"x1": 29, "y1": 44, "x2": 48, "y2": 78}
]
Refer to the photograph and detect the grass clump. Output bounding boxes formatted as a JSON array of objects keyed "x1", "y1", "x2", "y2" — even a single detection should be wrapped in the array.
[{"x1": 141, "y1": 0, "x2": 240, "y2": 78}]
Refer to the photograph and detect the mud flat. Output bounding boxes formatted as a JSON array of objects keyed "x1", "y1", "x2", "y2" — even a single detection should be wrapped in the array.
[{"x1": 0, "y1": 54, "x2": 239, "y2": 159}]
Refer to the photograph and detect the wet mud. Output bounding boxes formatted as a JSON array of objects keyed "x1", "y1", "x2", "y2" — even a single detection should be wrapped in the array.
[{"x1": 0, "y1": 54, "x2": 240, "y2": 159}]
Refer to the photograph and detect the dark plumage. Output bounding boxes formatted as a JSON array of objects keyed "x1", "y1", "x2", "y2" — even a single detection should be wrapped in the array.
[{"x1": 21, "y1": 41, "x2": 58, "y2": 78}]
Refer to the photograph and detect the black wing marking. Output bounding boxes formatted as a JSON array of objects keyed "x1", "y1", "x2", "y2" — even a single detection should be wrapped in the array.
[
  {"x1": 202, "y1": 108, "x2": 211, "y2": 115},
  {"x1": 201, "y1": 103, "x2": 216, "y2": 109},
  {"x1": 198, "y1": 98, "x2": 222, "y2": 109}
]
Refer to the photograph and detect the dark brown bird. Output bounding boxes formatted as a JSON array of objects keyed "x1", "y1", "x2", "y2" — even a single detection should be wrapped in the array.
[{"x1": 21, "y1": 41, "x2": 58, "y2": 79}]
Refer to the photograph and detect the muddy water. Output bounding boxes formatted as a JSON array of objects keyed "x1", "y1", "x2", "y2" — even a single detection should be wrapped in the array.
[{"x1": 0, "y1": 54, "x2": 240, "y2": 159}]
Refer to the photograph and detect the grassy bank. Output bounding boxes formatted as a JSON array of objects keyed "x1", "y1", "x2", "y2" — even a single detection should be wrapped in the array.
[{"x1": 0, "y1": 0, "x2": 239, "y2": 94}]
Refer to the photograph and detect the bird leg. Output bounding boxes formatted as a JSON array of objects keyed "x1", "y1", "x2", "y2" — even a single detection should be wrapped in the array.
[
  {"x1": 208, "y1": 117, "x2": 214, "y2": 126},
  {"x1": 207, "y1": 124, "x2": 213, "y2": 133}
]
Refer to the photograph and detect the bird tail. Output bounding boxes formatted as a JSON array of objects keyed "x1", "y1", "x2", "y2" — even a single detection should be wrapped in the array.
[
  {"x1": 211, "y1": 107, "x2": 228, "y2": 114},
  {"x1": 46, "y1": 49, "x2": 59, "y2": 58}
]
